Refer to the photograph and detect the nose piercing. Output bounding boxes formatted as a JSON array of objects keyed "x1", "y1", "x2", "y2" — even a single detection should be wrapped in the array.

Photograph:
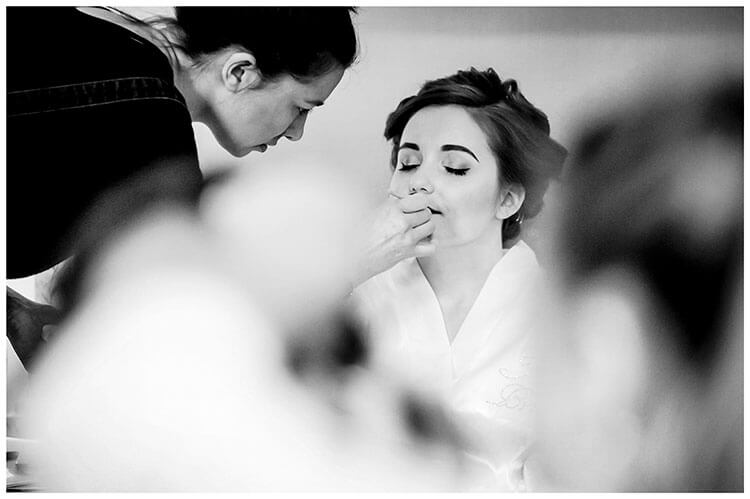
[{"x1": 409, "y1": 184, "x2": 434, "y2": 194}]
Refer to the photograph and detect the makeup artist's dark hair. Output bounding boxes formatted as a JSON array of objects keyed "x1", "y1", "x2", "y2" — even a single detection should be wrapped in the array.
[{"x1": 120, "y1": 7, "x2": 359, "y2": 81}]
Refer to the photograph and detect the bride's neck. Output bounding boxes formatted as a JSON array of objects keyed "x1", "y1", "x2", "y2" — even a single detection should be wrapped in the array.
[{"x1": 418, "y1": 231, "x2": 506, "y2": 299}]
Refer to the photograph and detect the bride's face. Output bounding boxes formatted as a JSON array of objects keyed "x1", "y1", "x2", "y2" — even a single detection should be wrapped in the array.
[{"x1": 389, "y1": 105, "x2": 503, "y2": 248}]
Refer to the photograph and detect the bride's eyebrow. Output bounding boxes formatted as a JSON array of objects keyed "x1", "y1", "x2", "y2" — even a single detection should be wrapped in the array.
[
  {"x1": 441, "y1": 144, "x2": 479, "y2": 162},
  {"x1": 398, "y1": 142, "x2": 420, "y2": 152}
]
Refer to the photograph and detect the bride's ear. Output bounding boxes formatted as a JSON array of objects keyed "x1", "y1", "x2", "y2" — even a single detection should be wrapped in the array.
[
  {"x1": 222, "y1": 51, "x2": 262, "y2": 92},
  {"x1": 495, "y1": 183, "x2": 525, "y2": 221}
]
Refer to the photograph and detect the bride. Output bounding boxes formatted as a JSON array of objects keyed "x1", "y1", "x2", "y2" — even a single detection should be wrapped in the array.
[{"x1": 353, "y1": 67, "x2": 566, "y2": 490}]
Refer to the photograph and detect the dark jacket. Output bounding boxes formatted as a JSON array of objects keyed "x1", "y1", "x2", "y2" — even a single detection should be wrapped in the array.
[{"x1": 7, "y1": 7, "x2": 203, "y2": 278}]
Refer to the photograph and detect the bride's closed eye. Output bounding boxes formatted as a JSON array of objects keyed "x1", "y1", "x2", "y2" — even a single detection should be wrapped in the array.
[
  {"x1": 444, "y1": 166, "x2": 468, "y2": 176},
  {"x1": 398, "y1": 161, "x2": 420, "y2": 171}
]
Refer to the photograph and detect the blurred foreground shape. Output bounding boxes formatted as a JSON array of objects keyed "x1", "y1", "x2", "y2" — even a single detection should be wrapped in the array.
[
  {"x1": 533, "y1": 72, "x2": 743, "y2": 492},
  {"x1": 17, "y1": 162, "x2": 475, "y2": 491}
]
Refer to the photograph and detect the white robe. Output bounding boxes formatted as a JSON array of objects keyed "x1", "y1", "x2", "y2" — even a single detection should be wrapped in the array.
[{"x1": 352, "y1": 240, "x2": 541, "y2": 491}]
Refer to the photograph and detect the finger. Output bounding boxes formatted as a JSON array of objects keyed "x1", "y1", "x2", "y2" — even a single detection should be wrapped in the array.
[
  {"x1": 410, "y1": 219, "x2": 435, "y2": 242},
  {"x1": 414, "y1": 241, "x2": 436, "y2": 258},
  {"x1": 42, "y1": 324, "x2": 59, "y2": 342},
  {"x1": 404, "y1": 208, "x2": 431, "y2": 229},
  {"x1": 398, "y1": 193, "x2": 430, "y2": 213}
]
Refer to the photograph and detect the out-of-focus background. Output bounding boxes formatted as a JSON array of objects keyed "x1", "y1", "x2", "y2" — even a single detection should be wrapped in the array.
[
  {"x1": 195, "y1": 6, "x2": 743, "y2": 264},
  {"x1": 196, "y1": 7, "x2": 742, "y2": 194}
]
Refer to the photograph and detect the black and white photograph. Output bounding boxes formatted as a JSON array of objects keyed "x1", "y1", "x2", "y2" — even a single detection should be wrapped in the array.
[{"x1": 5, "y1": 4, "x2": 743, "y2": 492}]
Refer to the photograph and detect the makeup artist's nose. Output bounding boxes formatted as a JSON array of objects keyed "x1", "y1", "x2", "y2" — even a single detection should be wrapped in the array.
[{"x1": 284, "y1": 113, "x2": 308, "y2": 142}]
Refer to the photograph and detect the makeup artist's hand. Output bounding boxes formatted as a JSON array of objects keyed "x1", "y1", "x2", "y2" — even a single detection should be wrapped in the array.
[
  {"x1": 7, "y1": 287, "x2": 61, "y2": 369},
  {"x1": 353, "y1": 192, "x2": 435, "y2": 287}
]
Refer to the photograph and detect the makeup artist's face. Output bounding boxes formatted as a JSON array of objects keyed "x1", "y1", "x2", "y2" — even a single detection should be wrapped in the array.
[
  {"x1": 389, "y1": 105, "x2": 503, "y2": 248},
  {"x1": 207, "y1": 65, "x2": 345, "y2": 157}
]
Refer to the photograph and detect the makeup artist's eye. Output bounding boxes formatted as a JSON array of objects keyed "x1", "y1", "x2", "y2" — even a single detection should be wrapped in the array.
[
  {"x1": 445, "y1": 166, "x2": 468, "y2": 176},
  {"x1": 398, "y1": 162, "x2": 420, "y2": 171}
]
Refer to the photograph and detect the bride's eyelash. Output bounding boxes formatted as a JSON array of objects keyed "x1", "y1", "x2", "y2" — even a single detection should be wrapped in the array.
[
  {"x1": 399, "y1": 162, "x2": 419, "y2": 171},
  {"x1": 445, "y1": 166, "x2": 468, "y2": 176}
]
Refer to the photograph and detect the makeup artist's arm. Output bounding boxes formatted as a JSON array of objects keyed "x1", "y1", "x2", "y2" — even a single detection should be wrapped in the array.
[{"x1": 7, "y1": 287, "x2": 61, "y2": 369}]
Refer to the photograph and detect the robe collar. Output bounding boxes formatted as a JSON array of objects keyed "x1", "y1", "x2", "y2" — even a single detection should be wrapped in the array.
[{"x1": 392, "y1": 240, "x2": 540, "y2": 379}]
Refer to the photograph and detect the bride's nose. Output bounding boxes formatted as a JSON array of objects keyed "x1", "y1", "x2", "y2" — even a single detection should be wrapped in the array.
[
  {"x1": 408, "y1": 173, "x2": 434, "y2": 195},
  {"x1": 409, "y1": 181, "x2": 435, "y2": 194}
]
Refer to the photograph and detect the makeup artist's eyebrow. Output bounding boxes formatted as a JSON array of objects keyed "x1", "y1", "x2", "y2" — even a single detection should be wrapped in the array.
[
  {"x1": 398, "y1": 142, "x2": 420, "y2": 152},
  {"x1": 441, "y1": 144, "x2": 479, "y2": 162}
]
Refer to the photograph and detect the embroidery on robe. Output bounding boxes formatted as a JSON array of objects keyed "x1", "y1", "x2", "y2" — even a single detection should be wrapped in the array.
[{"x1": 485, "y1": 354, "x2": 534, "y2": 411}]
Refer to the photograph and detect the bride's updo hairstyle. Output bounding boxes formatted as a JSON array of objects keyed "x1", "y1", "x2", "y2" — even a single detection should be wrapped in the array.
[{"x1": 384, "y1": 67, "x2": 567, "y2": 243}]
